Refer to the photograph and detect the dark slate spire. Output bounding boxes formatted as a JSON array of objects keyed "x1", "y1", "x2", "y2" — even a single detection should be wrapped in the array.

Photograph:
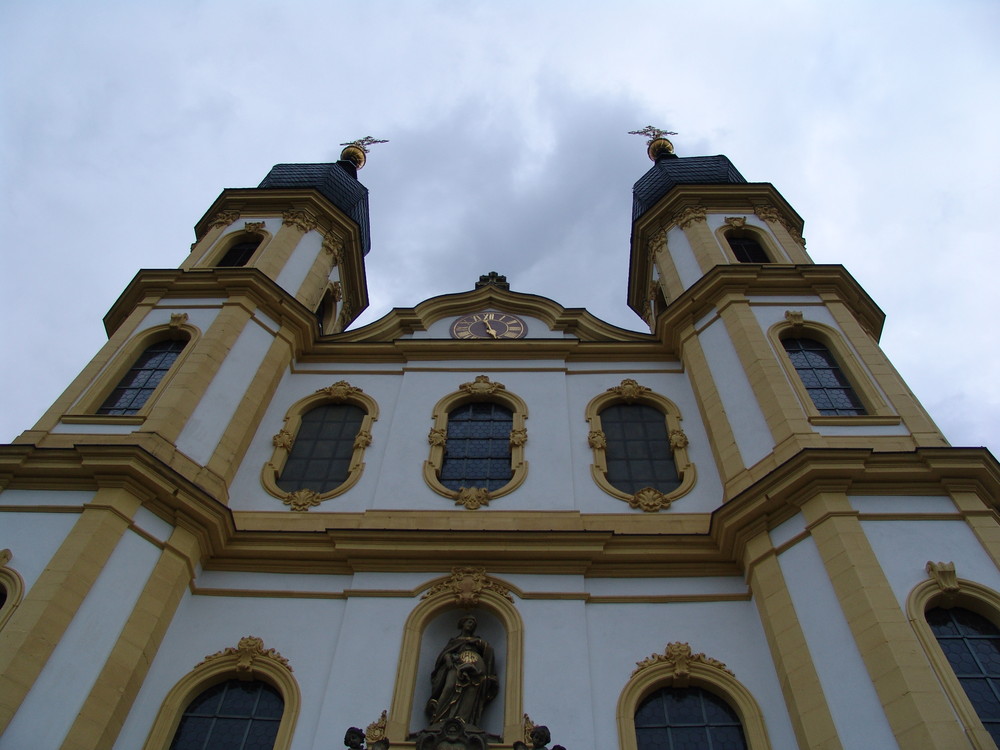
[{"x1": 632, "y1": 153, "x2": 747, "y2": 222}]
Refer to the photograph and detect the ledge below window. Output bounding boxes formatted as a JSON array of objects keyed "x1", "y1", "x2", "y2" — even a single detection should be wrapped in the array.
[
  {"x1": 60, "y1": 415, "x2": 146, "y2": 425},
  {"x1": 809, "y1": 415, "x2": 902, "y2": 427}
]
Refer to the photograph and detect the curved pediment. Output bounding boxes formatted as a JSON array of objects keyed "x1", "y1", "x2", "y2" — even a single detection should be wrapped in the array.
[{"x1": 333, "y1": 286, "x2": 653, "y2": 343}]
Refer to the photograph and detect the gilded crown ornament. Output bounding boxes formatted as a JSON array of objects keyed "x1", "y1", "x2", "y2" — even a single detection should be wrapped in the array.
[
  {"x1": 629, "y1": 125, "x2": 678, "y2": 161},
  {"x1": 339, "y1": 136, "x2": 389, "y2": 170}
]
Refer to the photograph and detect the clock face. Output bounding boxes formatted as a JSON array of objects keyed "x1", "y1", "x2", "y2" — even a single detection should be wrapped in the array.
[{"x1": 450, "y1": 311, "x2": 528, "y2": 340}]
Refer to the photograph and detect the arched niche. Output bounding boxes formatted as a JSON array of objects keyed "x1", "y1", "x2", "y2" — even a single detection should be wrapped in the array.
[{"x1": 388, "y1": 569, "x2": 524, "y2": 744}]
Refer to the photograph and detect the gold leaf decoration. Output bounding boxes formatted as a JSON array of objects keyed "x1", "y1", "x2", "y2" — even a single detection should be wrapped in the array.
[
  {"x1": 421, "y1": 567, "x2": 514, "y2": 605},
  {"x1": 629, "y1": 487, "x2": 671, "y2": 512},
  {"x1": 198, "y1": 635, "x2": 291, "y2": 673},
  {"x1": 283, "y1": 488, "x2": 322, "y2": 512},
  {"x1": 456, "y1": 487, "x2": 490, "y2": 510},
  {"x1": 460, "y1": 375, "x2": 506, "y2": 396}
]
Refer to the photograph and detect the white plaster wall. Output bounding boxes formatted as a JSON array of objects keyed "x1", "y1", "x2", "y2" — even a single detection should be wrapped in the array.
[
  {"x1": 586, "y1": 598, "x2": 798, "y2": 750},
  {"x1": 133, "y1": 505, "x2": 175, "y2": 544},
  {"x1": 113, "y1": 591, "x2": 351, "y2": 750},
  {"x1": 408, "y1": 312, "x2": 571, "y2": 339},
  {"x1": 777, "y1": 536, "x2": 899, "y2": 749},
  {"x1": 0, "y1": 509, "x2": 81, "y2": 592},
  {"x1": 3, "y1": 527, "x2": 161, "y2": 750},
  {"x1": 277, "y1": 229, "x2": 324, "y2": 298},
  {"x1": 695, "y1": 316, "x2": 773, "y2": 468},
  {"x1": 584, "y1": 575, "x2": 746, "y2": 598},
  {"x1": 862, "y1": 518, "x2": 1000, "y2": 609},
  {"x1": 663, "y1": 225, "x2": 702, "y2": 290},
  {"x1": 196, "y1": 569, "x2": 354, "y2": 594},
  {"x1": 52, "y1": 421, "x2": 143, "y2": 434},
  {"x1": 176, "y1": 318, "x2": 276, "y2": 467}
]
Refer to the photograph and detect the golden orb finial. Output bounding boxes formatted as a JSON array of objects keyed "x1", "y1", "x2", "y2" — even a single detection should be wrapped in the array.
[
  {"x1": 338, "y1": 136, "x2": 389, "y2": 170},
  {"x1": 628, "y1": 125, "x2": 678, "y2": 161}
]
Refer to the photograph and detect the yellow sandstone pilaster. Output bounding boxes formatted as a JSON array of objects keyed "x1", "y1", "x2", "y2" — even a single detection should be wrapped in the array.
[
  {"x1": 802, "y1": 490, "x2": 971, "y2": 748},
  {"x1": 58, "y1": 526, "x2": 201, "y2": 750},
  {"x1": 0, "y1": 487, "x2": 141, "y2": 733},
  {"x1": 744, "y1": 529, "x2": 843, "y2": 749}
]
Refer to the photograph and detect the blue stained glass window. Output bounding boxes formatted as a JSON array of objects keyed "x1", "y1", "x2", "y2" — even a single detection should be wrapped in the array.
[
  {"x1": 928, "y1": 607, "x2": 1000, "y2": 743},
  {"x1": 98, "y1": 339, "x2": 186, "y2": 415},
  {"x1": 440, "y1": 402, "x2": 513, "y2": 491},
  {"x1": 781, "y1": 337, "x2": 865, "y2": 416},
  {"x1": 170, "y1": 679, "x2": 282, "y2": 750},
  {"x1": 635, "y1": 686, "x2": 748, "y2": 750},
  {"x1": 277, "y1": 403, "x2": 365, "y2": 493},
  {"x1": 601, "y1": 403, "x2": 680, "y2": 495}
]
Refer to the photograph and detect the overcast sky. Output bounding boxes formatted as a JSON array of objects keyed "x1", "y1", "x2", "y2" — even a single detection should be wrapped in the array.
[{"x1": 2, "y1": 1, "x2": 998, "y2": 457}]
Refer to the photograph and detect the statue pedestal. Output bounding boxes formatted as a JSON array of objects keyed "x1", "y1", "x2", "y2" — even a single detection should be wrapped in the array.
[{"x1": 414, "y1": 718, "x2": 489, "y2": 750}]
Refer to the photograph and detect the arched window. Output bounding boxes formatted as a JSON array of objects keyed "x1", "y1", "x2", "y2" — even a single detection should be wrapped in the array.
[
  {"x1": 617, "y1": 642, "x2": 771, "y2": 750},
  {"x1": 169, "y1": 679, "x2": 283, "y2": 750},
  {"x1": 97, "y1": 338, "x2": 187, "y2": 415},
  {"x1": 439, "y1": 402, "x2": 514, "y2": 492},
  {"x1": 141, "y1": 636, "x2": 299, "y2": 750},
  {"x1": 262, "y1": 381, "x2": 378, "y2": 510},
  {"x1": 927, "y1": 607, "x2": 1000, "y2": 744},
  {"x1": 276, "y1": 403, "x2": 365, "y2": 493},
  {"x1": 725, "y1": 231, "x2": 770, "y2": 263},
  {"x1": 635, "y1": 686, "x2": 748, "y2": 750},
  {"x1": 424, "y1": 376, "x2": 528, "y2": 509},
  {"x1": 216, "y1": 237, "x2": 262, "y2": 267},
  {"x1": 781, "y1": 337, "x2": 865, "y2": 416},
  {"x1": 586, "y1": 379, "x2": 695, "y2": 512},
  {"x1": 0, "y1": 549, "x2": 24, "y2": 631}
]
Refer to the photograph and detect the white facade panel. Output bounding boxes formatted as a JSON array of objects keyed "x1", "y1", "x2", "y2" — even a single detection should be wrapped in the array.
[
  {"x1": 114, "y1": 592, "x2": 350, "y2": 750},
  {"x1": 4, "y1": 529, "x2": 160, "y2": 750},
  {"x1": 778, "y1": 536, "x2": 899, "y2": 749},
  {"x1": 0, "y1": 488, "x2": 94, "y2": 507},
  {"x1": 850, "y1": 495, "x2": 955, "y2": 514},
  {"x1": 696, "y1": 317, "x2": 773, "y2": 468},
  {"x1": 663, "y1": 225, "x2": 701, "y2": 290},
  {"x1": 0, "y1": 511, "x2": 80, "y2": 593},
  {"x1": 176, "y1": 319, "x2": 276, "y2": 466},
  {"x1": 862, "y1": 519, "x2": 1000, "y2": 609},
  {"x1": 133, "y1": 506, "x2": 174, "y2": 544},
  {"x1": 277, "y1": 229, "x2": 323, "y2": 298},
  {"x1": 52, "y1": 420, "x2": 142, "y2": 434}
]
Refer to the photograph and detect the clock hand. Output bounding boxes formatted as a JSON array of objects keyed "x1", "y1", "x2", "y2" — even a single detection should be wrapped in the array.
[{"x1": 484, "y1": 322, "x2": 499, "y2": 338}]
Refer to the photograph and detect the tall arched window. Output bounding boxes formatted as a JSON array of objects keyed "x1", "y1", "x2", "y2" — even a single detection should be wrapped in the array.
[
  {"x1": 276, "y1": 403, "x2": 365, "y2": 493},
  {"x1": 424, "y1": 376, "x2": 528, "y2": 509},
  {"x1": 439, "y1": 402, "x2": 514, "y2": 492},
  {"x1": 725, "y1": 231, "x2": 770, "y2": 263},
  {"x1": 262, "y1": 381, "x2": 378, "y2": 511},
  {"x1": 216, "y1": 237, "x2": 262, "y2": 267},
  {"x1": 586, "y1": 379, "x2": 694, "y2": 512},
  {"x1": 169, "y1": 679, "x2": 283, "y2": 750},
  {"x1": 635, "y1": 686, "x2": 748, "y2": 750},
  {"x1": 97, "y1": 338, "x2": 187, "y2": 415},
  {"x1": 781, "y1": 337, "x2": 865, "y2": 416},
  {"x1": 141, "y1": 636, "x2": 299, "y2": 750},
  {"x1": 928, "y1": 607, "x2": 1000, "y2": 744}
]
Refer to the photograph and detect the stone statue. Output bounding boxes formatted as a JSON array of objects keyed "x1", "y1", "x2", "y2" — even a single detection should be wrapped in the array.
[
  {"x1": 513, "y1": 725, "x2": 565, "y2": 750},
  {"x1": 344, "y1": 727, "x2": 366, "y2": 749},
  {"x1": 425, "y1": 615, "x2": 498, "y2": 728}
]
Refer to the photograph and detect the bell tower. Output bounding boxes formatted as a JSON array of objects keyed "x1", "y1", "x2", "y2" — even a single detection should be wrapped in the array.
[
  {"x1": 15, "y1": 140, "x2": 379, "y2": 500},
  {"x1": 626, "y1": 129, "x2": 947, "y2": 498}
]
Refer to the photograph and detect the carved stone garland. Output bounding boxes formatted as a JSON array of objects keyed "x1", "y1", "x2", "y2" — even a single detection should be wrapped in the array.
[
  {"x1": 198, "y1": 635, "x2": 291, "y2": 676},
  {"x1": 633, "y1": 641, "x2": 733, "y2": 686},
  {"x1": 421, "y1": 567, "x2": 515, "y2": 606}
]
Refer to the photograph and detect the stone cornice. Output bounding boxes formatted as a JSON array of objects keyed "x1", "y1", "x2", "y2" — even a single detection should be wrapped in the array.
[{"x1": 2, "y1": 444, "x2": 996, "y2": 577}]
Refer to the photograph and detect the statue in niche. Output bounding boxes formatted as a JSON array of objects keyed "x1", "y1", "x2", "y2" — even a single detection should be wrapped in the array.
[{"x1": 425, "y1": 614, "x2": 498, "y2": 729}]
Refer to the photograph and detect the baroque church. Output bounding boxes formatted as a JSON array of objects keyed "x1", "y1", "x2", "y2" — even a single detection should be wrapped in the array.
[{"x1": 2, "y1": 132, "x2": 999, "y2": 750}]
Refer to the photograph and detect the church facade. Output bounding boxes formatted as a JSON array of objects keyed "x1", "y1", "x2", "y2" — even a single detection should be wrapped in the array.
[{"x1": 2, "y1": 136, "x2": 999, "y2": 750}]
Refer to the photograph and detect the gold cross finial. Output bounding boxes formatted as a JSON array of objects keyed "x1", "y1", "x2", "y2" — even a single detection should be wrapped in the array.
[
  {"x1": 629, "y1": 126, "x2": 678, "y2": 161},
  {"x1": 339, "y1": 136, "x2": 388, "y2": 170},
  {"x1": 628, "y1": 126, "x2": 678, "y2": 144},
  {"x1": 339, "y1": 136, "x2": 390, "y2": 153}
]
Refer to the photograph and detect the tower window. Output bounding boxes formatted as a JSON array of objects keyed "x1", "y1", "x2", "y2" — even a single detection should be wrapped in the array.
[
  {"x1": 97, "y1": 339, "x2": 186, "y2": 415},
  {"x1": 726, "y1": 233, "x2": 770, "y2": 263},
  {"x1": 600, "y1": 403, "x2": 680, "y2": 496},
  {"x1": 782, "y1": 337, "x2": 865, "y2": 416},
  {"x1": 928, "y1": 607, "x2": 1000, "y2": 744},
  {"x1": 440, "y1": 402, "x2": 513, "y2": 491},
  {"x1": 635, "y1": 686, "x2": 748, "y2": 750},
  {"x1": 217, "y1": 239, "x2": 261, "y2": 267},
  {"x1": 169, "y1": 679, "x2": 283, "y2": 750},
  {"x1": 277, "y1": 403, "x2": 366, "y2": 493}
]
